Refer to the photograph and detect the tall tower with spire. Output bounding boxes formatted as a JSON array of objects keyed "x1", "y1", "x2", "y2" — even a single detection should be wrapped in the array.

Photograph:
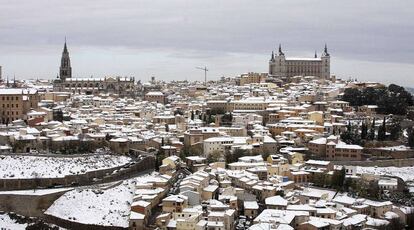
[
  {"x1": 321, "y1": 43, "x2": 330, "y2": 79},
  {"x1": 59, "y1": 38, "x2": 72, "y2": 81},
  {"x1": 269, "y1": 44, "x2": 286, "y2": 76}
]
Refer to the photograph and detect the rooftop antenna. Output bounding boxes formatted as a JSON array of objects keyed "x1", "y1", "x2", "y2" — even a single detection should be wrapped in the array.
[{"x1": 196, "y1": 66, "x2": 208, "y2": 86}]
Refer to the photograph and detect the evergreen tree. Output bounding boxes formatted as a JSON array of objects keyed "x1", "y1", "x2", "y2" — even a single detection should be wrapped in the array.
[
  {"x1": 389, "y1": 118, "x2": 401, "y2": 141},
  {"x1": 155, "y1": 151, "x2": 165, "y2": 171},
  {"x1": 105, "y1": 133, "x2": 111, "y2": 141},
  {"x1": 369, "y1": 118, "x2": 376, "y2": 140},
  {"x1": 312, "y1": 173, "x2": 327, "y2": 187},
  {"x1": 342, "y1": 84, "x2": 413, "y2": 115},
  {"x1": 361, "y1": 122, "x2": 368, "y2": 140},
  {"x1": 53, "y1": 109, "x2": 64, "y2": 122},
  {"x1": 340, "y1": 122, "x2": 361, "y2": 145},
  {"x1": 191, "y1": 110, "x2": 195, "y2": 120},
  {"x1": 347, "y1": 122, "x2": 352, "y2": 133},
  {"x1": 331, "y1": 168, "x2": 346, "y2": 189},
  {"x1": 208, "y1": 114, "x2": 213, "y2": 123},
  {"x1": 377, "y1": 117, "x2": 386, "y2": 141},
  {"x1": 408, "y1": 129, "x2": 414, "y2": 149},
  {"x1": 225, "y1": 149, "x2": 248, "y2": 165},
  {"x1": 207, "y1": 150, "x2": 221, "y2": 163},
  {"x1": 165, "y1": 123, "x2": 169, "y2": 132},
  {"x1": 340, "y1": 122, "x2": 353, "y2": 144},
  {"x1": 261, "y1": 151, "x2": 270, "y2": 161}
]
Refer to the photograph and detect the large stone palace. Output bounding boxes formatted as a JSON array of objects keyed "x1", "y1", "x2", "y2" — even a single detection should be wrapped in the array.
[
  {"x1": 269, "y1": 44, "x2": 330, "y2": 79},
  {"x1": 53, "y1": 40, "x2": 138, "y2": 97}
]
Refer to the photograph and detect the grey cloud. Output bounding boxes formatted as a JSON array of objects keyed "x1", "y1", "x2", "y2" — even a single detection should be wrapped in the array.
[{"x1": 0, "y1": 0, "x2": 413, "y2": 85}]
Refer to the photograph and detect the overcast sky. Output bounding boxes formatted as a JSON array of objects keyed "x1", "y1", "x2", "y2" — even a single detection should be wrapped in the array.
[{"x1": 0, "y1": 0, "x2": 413, "y2": 86}]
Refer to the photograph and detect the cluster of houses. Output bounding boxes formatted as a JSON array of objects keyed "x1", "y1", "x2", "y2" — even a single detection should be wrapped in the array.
[
  {"x1": 0, "y1": 74, "x2": 388, "y2": 161},
  {"x1": 129, "y1": 173, "x2": 172, "y2": 229},
  {"x1": 0, "y1": 74, "x2": 412, "y2": 229},
  {"x1": 0, "y1": 73, "x2": 399, "y2": 166},
  {"x1": 138, "y1": 152, "x2": 412, "y2": 230}
]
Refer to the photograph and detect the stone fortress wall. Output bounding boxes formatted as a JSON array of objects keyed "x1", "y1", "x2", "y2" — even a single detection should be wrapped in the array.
[{"x1": 0, "y1": 155, "x2": 155, "y2": 219}]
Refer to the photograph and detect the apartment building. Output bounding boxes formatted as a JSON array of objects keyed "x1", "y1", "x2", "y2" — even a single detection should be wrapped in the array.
[
  {"x1": 183, "y1": 127, "x2": 220, "y2": 147},
  {"x1": 144, "y1": 91, "x2": 166, "y2": 104},
  {"x1": 0, "y1": 88, "x2": 39, "y2": 124},
  {"x1": 239, "y1": 72, "x2": 267, "y2": 86},
  {"x1": 308, "y1": 136, "x2": 363, "y2": 160}
]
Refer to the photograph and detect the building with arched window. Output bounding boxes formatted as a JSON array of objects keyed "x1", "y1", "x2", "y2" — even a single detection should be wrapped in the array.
[
  {"x1": 269, "y1": 44, "x2": 330, "y2": 79},
  {"x1": 53, "y1": 40, "x2": 139, "y2": 97}
]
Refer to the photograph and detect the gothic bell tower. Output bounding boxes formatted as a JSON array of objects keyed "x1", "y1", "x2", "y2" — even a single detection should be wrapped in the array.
[{"x1": 59, "y1": 38, "x2": 72, "y2": 81}]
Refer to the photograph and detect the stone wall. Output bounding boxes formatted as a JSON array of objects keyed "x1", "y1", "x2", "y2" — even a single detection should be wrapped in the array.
[
  {"x1": 0, "y1": 155, "x2": 155, "y2": 220},
  {"x1": 0, "y1": 190, "x2": 68, "y2": 217},
  {"x1": 333, "y1": 158, "x2": 414, "y2": 167},
  {"x1": 0, "y1": 155, "x2": 155, "y2": 190},
  {"x1": 365, "y1": 148, "x2": 414, "y2": 159},
  {"x1": 44, "y1": 214, "x2": 127, "y2": 230}
]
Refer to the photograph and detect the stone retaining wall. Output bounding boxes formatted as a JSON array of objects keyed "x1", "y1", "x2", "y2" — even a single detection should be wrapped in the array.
[
  {"x1": 0, "y1": 190, "x2": 69, "y2": 217},
  {"x1": 365, "y1": 148, "x2": 414, "y2": 159},
  {"x1": 333, "y1": 157, "x2": 414, "y2": 167},
  {"x1": 44, "y1": 214, "x2": 127, "y2": 230},
  {"x1": 0, "y1": 155, "x2": 155, "y2": 190},
  {"x1": 0, "y1": 155, "x2": 155, "y2": 219}
]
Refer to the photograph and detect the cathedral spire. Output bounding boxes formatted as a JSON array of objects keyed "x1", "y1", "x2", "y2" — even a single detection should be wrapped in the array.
[
  {"x1": 314, "y1": 50, "x2": 317, "y2": 58},
  {"x1": 13, "y1": 75, "x2": 17, "y2": 88},
  {"x1": 59, "y1": 38, "x2": 72, "y2": 81},
  {"x1": 323, "y1": 43, "x2": 329, "y2": 56},
  {"x1": 271, "y1": 51, "x2": 275, "y2": 61},
  {"x1": 278, "y1": 44, "x2": 284, "y2": 56},
  {"x1": 63, "y1": 37, "x2": 68, "y2": 53}
]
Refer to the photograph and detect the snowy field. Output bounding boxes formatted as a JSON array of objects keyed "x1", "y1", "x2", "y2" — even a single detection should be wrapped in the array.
[
  {"x1": 0, "y1": 154, "x2": 131, "y2": 179},
  {"x1": 0, "y1": 187, "x2": 72, "y2": 196},
  {"x1": 45, "y1": 173, "x2": 159, "y2": 228},
  {"x1": 357, "y1": 166, "x2": 414, "y2": 182},
  {"x1": 0, "y1": 214, "x2": 27, "y2": 230}
]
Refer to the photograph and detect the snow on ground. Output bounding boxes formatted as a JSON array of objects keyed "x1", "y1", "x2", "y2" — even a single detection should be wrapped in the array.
[
  {"x1": 0, "y1": 154, "x2": 131, "y2": 179},
  {"x1": 0, "y1": 187, "x2": 73, "y2": 196},
  {"x1": 357, "y1": 166, "x2": 414, "y2": 182},
  {"x1": 44, "y1": 173, "x2": 159, "y2": 228},
  {"x1": 0, "y1": 214, "x2": 27, "y2": 230},
  {"x1": 377, "y1": 145, "x2": 411, "y2": 151}
]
